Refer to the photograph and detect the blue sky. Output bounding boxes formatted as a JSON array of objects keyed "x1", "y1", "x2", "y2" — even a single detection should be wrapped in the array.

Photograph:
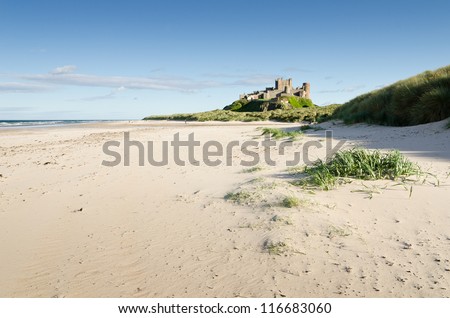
[{"x1": 0, "y1": 0, "x2": 449, "y2": 119}]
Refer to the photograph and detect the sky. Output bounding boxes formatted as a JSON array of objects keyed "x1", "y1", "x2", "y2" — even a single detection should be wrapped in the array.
[{"x1": 0, "y1": 0, "x2": 449, "y2": 120}]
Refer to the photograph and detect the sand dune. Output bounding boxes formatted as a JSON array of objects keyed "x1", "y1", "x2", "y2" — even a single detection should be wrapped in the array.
[{"x1": 0, "y1": 120, "x2": 449, "y2": 297}]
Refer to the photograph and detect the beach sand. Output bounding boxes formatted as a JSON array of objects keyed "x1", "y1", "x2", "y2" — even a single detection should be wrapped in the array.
[{"x1": 0, "y1": 120, "x2": 449, "y2": 297}]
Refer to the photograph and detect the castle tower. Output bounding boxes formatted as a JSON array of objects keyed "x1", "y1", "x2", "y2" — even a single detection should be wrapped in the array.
[
  {"x1": 275, "y1": 78, "x2": 282, "y2": 90},
  {"x1": 303, "y1": 82, "x2": 311, "y2": 99}
]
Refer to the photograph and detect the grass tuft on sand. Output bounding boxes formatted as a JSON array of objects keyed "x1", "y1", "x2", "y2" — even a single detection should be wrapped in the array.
[
  {"x1": 224, "y1": 191, "x2": 252, "y2": 204},
  {"x1": 261, "y1": 127, "x2": 303, "y2": 139},
  {"x1": 295, "y1": 148, "x2": 420, "y2": 190},
  {"x1": 263, "y1": 240, "x2": 289, "y2": 255},
  {"x1": 281, "y1": 196, "x2": 301, "y2": 208},
  {"x1": 241, "y1": 166, "x2": 263, "y2": 173}
]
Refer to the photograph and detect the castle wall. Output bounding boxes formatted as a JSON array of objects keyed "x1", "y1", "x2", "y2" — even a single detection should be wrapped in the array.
[{"x1": 240, "y1": 78, "x2": 310, "y2": 101}]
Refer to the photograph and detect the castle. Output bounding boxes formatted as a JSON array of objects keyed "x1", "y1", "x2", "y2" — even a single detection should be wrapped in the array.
[{"x1": 239, "y1": 78, "x2": 310, "y2": 101}]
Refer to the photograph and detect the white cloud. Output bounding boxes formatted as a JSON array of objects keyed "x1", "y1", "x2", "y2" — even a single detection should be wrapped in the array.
[
  {"x1": 4, "y1": 67, "x2": 309, "y2": 95},
  {"x1": 21, "y1": 71, "x2": 219, "y2": 92},
  {"x1": 0, "y1": 82, "x2": 50, "y2": 93},
  {"x1": 51, "y1": 65, "x2": 77, "y2": 75},
  {"x1": 74, "y1": 86, "x2": 127, "y2": 102},
  {"x1": 231, "y1": 75, "x2": 278, "y2": 86},
  {"x1": 0, "y1": 106, "x2": 33, "y2": 112},
  {"x1": 203, "y1": 72, "x2": 278, "y2": 86}
]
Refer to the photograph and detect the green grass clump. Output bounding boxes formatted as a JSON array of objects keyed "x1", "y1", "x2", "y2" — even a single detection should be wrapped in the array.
[
  {"x1": 261, "y1": 127, "x2": 303, "y2": 139},
  {"x1": 327, "y1": 225, "x2": 352, "y2": 238},
  {"x1": 286, "y1": 166, "x2": 306, "y2": 175},
  {"x1": 287, "y1": 96, "x2": 314, "y2": 108},
  {"x1": 297, "y1": 148, "x2": 420, "y2": 190},
  {"x1": 299, "y1": 124, "x2": 324, "y2": 131},
  {"x1": 270, "y1": 215, "x2": 293, "y2": 225},
  {"x1": 226, "y1": 99, "x2": 247, "y2": 111},
  {"x1": 224, "y1": 191, "x2": 252, "y2": 204},
  {"x1": 281, "y1": 196, "x2": 300, "y2": 208},
  {"x1": 264, "y1": 240, "x2": 289, "y2": 255},
  {"x1": 334, "y1": 65, "x2": 450, "y2": 126},
  {"x1": 242, "y1": 166, "x2": 263, "y2": 173}
]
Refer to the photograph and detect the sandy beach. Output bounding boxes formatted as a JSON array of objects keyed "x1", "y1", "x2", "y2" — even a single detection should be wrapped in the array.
[{"x1": 0, "y1": 120, "x2": 449, "y2": 297}]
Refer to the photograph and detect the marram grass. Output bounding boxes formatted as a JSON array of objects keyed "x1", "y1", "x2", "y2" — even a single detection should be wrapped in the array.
[
  {"x1": 334, "y1": 65, "x2": 450, "y2": 126},
  {"x1": 224, "y1": 191, "x2": 252, "y2": 204},
  {"x1": 281, "y1": 196, "x2": 300, "y2": 208},
  {"x1": 260, "y1": 127, "x2": 303, "y2": 139},
  {"x1": 295, "y1": 148, "x2": 420, "y2": 190}
]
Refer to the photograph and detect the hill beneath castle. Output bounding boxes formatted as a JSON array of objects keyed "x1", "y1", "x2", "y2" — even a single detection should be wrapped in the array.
[{"x1": 223, "y1": 95, "x2": 314, "y2": 112}]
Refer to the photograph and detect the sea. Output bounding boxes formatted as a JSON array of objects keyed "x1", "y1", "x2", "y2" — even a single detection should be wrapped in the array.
[{"x1": 0, "y1": 120, "x2": 104, "y2": 128}]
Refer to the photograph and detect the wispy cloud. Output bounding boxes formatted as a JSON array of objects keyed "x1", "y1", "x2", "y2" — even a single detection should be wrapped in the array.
[
  {"x1": 3, "y1": 66, "x2": 303, "y2": 96},
  {"x1": 205, "y1": 69, "x2": 312, "y2": 86},
  {"x1": 74, "y1": 87, "x2": 127, "y2": 102},
  {"x1": 0, "y1": 82, "x2": 50, "y2": 93},
  {"x1": 0, "y1": 106, "x2": 33, "y2": 112},
  {"x1": 230, "y1": 75, "x2": 278, "y2": 86},
  {"x1": 20, "y1": 67, "x2": 219, "y2": 92},
  {"x1": 150, "y1": 67, "x2": 165, "y2": 73},
  {"x1": 203, "y1": 72, "x2": 278, "y2": 86},
  {"x1": 51, "y1": 65, "x2": 77, "y2": 75}
]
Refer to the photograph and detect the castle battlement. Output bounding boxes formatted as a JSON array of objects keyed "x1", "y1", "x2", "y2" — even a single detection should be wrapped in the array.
[{"x1": 240, "y1": 78, "x2": 310, "y2": 101}]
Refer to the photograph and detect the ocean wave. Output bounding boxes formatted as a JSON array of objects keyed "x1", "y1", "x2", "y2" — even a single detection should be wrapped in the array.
[{"x1": 0, "y1": 120, "x2": 95, "y2": 128}]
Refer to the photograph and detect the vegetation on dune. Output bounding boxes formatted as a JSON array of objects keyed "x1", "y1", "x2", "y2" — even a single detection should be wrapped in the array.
[
  {"x1": 299, "y1": 124, "x2": 324, "y2": 131},
  {"x1": 260, "y1": 127, "x2": 303, "y2": 139},
  {"x1": 264, "y1": 240, "x2": 289, "y2": 255},
  {"x1": 144, "y1": 105, "x2": 339, "y2": 123},
  {"x1": 241, "y1": 166, "x2": 263, "y2": 173},
  {"x1": 294, "y1": 148, "x2": 420, "y2": 190},
  {"x1": 333, "y1": 65, "x2": 450, "y2": 126},
  {"x1": 270, "y1": 214, "x2": 293, "y2": 225},
  {"x1": 224, "y1": 191, "x2": 254, "y2": 204},
  {"x1": 281, "y1": 196, "x2": 300, "y2": 208}
]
